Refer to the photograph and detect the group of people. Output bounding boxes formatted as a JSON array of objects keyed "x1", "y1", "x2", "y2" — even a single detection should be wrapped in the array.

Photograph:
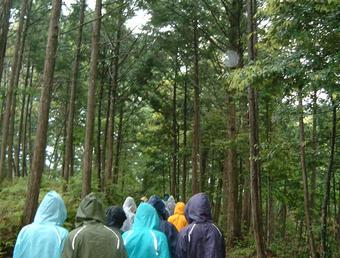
[{"x1": 13, "y1": 191, "x2": 225, "y2": 258}]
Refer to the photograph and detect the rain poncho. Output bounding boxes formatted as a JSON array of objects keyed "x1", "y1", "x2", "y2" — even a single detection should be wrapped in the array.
[
  {"x1": 122, "y1": 203, "x2": 170, "y2": 258},
  {"x1": 13, "y1": 191, "x2": 68, "y2": 258},
  {"x1": 168, "y1": 202, "x2": 188, "y2": 232},
  {"x1": 176, "y1": 193, "x2": 225, "y2": 258},
  {"x1": 121, "y1": 196, "x2": 136, "y2": 232},
  {"x1": 165, "y1": 196, "x2": 176, "y2": 216},
  {"x1": 106, "y1": 206, "x2": 127, "y2": 233},
  {"x1": 148, "y1": 196, "x2": 178, "y2": 258},
  {"x1": 62, "y1": 193, "x2": 127, "y2": 258}
]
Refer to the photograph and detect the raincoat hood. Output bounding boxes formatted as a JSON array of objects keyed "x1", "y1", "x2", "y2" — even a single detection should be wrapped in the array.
[
  {"x1": 33, "y1": 191, "x2": 67, "y2": 225},
  {"x1": 106, "y1": 206, "x2": 127, "y2": 229},
  {"x1": 148, "y1": 195, "x2": 169, "y2": 220},
  {"x1": 133, "y1": 203, "x2": 160, "y2": 230},
  {"x1": 123, "y1": 196, "x2": 136, "y2": 214},
  {"x1": 174, "y1": 202, "x2": 185, "y2": 215},
  {"x1": 185, "y1": 193, "x2": 212, "y2": 223},
  {"x1": 166, "y1": 196, "x2": 176, "y2": 213},
  {"x1": 75, "y1": 192, "x2": 105, "y2": 227}
]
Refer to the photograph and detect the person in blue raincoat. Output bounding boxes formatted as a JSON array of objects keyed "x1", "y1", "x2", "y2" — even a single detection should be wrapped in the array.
[
  {"x1": 122, "y1": 203, "x2": 170, "y2": 258},
  {"x1": 176, "y1": 193, "x2": 225, "y2": 258},
  {"x1": 13, "y1": 191, "x2": 68, "y2": 258},
  {"x1": 148, "y1": 195, "x2": 178, "y2": 258}
]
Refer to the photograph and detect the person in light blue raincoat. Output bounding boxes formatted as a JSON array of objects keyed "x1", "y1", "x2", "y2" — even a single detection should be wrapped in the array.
[
  {"x1": 122, "y1": 203, "x2": 170, "y2": 258},
  {"x1": 13, "y1": 191, "x2": 68, "y2": 258}
]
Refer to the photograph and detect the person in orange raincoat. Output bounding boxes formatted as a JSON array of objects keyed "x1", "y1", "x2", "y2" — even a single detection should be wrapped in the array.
[{"x1": 167, "y1": 202, "x2": 188, "y2": 232}]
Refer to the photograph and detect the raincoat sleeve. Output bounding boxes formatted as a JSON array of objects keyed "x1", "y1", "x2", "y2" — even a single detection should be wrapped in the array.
[
  {"x1": 61, "y1": 234, "x2": 76, "y2": 258},
  {"x1": 175, "y1": 230, "x2": 188, "y2": 258}
]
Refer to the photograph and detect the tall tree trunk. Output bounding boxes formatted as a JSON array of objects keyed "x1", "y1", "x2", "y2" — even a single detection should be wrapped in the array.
[
  {"x1": 310, "y1": 88, "x2": 317, "y2": 213},
  {"x1": 320, "y1": 96, "x2": 337, "y2": 258},
  {"x1": 82, "y1": 0, "x2": 102, "y2": 197},
  {"x1": 191, "y1": 10, "x2": 201, "y2": 194},
  {"x1": 247, "y1": 0, "x2": 266, "y2": 256},
  {"x1": 16, "y1": 56, "x2": 31, "y2": 177},
  {"x1": 21, "y1": 0, "x2": 62, "y2": 225},
  {"x1": 182, "y1": 66, "x2": 188, "y2": 201},
  {"x1": 63, "y1": 0, "x2": 86, "y2": 184},
  {"x1": 22, "y1": 65, "x2": 33, "y2": 177},
  {"x1": 106, "y1": 7, "x2": 123, "y2": 185},
  {"x1": 225, "y1": 94, "x2": 240, "y2": 247},
  {"x1": 96, "y1": 66, "x2": 105, "y2": 191},
  {"x1": 298, "y1": 87, "x2": 316, "y2": 258},
  {"x1": 171, "y1": 53, "x2": 178, "y2": 197},
  {"x1": 0, "y1": 0, "x2": 12, "y2": 85},
  {"x1": 0, "y1": 0, "x2": 31, "y2": 179},
  {"x1": 8, "y1": 91, "x2": 17, "y2": 178},
  {"x1": 113, "y1": 102, "x2": 124, "y2": 184}
]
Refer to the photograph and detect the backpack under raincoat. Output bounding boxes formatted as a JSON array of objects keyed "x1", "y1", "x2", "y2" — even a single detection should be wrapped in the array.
[
  {"x1": 168, "y1": 202, "x2": 188, "y2": 232},
  {"x1": 176, "y1": 193, "x2": 225, "y2": 258},
  {"x1": 13, "y1": 191, "x2": 68, "y2": 258},
  {"x1": 62, "y1": 193, "x2": 127, "y2": 258},
  {"x1": 122, "y1": 203, "x2": 170, "y2": 258},
  {"x1": 121, "y1": 196, "x2": 136, "y2": 232}
]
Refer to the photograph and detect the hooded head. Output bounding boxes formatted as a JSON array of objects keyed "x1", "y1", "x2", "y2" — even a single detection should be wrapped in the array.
[
  {"x1": 163, "y1": 194, "x2": 170, "y2": 202},
  {"x1": 185, "y1": 193, "x2": 212, "y2": 223},
  {"x1": 174, "y1": 202, "x2": 186, "y2": 215},
  {"x1": 123, "y1": 197, "x2": 137, "y2": 214},
  {"x1": 75, "y1": 192, "x2": 105, "y2": 227},
  {"x1": 133, "y1": 203, "x2": 160, "y2": 230},
  {"x1": 148, "y1": 195, "x2": 169, "y2": 220},
  {"x1": 166, "y1": 196, "x2": 176, "y2": 210},
  {"x1": 33, "y1": 191, "x2": 67, "y2": 226},
  {"x1": 106, "y1": 206, "x2": 127, "y2": 229}
]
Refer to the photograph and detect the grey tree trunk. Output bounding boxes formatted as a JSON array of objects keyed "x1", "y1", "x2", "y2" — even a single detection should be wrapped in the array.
[
  {"x1": 320, "y1": 96, "x2": 336, "y2": 258},
  {"x1": 21, "y1": 0, "x2": 62, "y2": 225},
  {"x1": 63, "y1": 0, "x2": 86, "y2": 183},
  {"x1": 247, "y1": 0, "x2": 266, "y2": 256},
  {"x1": 0, "y1": 0, "x2": 31, "y2": 179},
  {"x1": 82, "y1": 0, "x2": 102, "y2": 197},
  {"x1": 298, "y1": 87, "x2": 316, "y2": 258}
]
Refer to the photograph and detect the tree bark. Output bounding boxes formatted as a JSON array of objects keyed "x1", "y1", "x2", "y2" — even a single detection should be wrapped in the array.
[
  {"x1": 22, "y1": 65, "x2": 33, "y2": 177},
  {"x1": 106, "y1": 7, "x2": 123, "y2": 185},
  {"x1": 113, "y1": 102, "x2": 124, "y2": 184},
  {"x1": 63, "y1": 0, "x2": 86, "y2": 183},
  {"x1": 320, "y1": 96, "x2": 336, "y2": 258},
  {"x1": 82, "y1": 0, "x2": 102, "y2": 197},
  {"x1": 191, "y1": 10, "x2": 201, "y2": 194},
  {"x1": 171, "y1": 53, "x2": 178, "y2": 197},
  {"x1": 298, "y1": 87, "x2": 316, "y2": 258},
  {"x1": 21, "y1": 0, "x2": 62, "y2": 225},
  {"x1": 247, "y1": 0, "x2": 266, "y2": 256},
  {"x1": 310, "y1": 88, "x2": 317, "y2": 213},
  {"x1": 182, "y1": 66, "x2": 188, "y2": 201},
  {"x1": 0, "y1": 0, "x2": 31, "y2": 179},
  {"x1": 0, "y1": 0, "x2": 12, "y2": 85},
  {"x1": 225, "y1": 94, "x2": 240, "y2": 247}
]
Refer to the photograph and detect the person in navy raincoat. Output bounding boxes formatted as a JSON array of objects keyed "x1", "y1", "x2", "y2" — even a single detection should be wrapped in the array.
[
  {"x1": 13, "y1": 191, "x2": 68, "y2": 258},
  {"x1": 148, "y1": 195, "x2": 178, "y2": 258},
  {"x1": 176, "y1": 193, "x2": 225, "y2": 258}
]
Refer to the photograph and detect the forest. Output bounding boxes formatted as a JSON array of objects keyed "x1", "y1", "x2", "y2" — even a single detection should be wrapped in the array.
[{"x1": 0, "y1": 0, "x2": 339, "y2": 257}]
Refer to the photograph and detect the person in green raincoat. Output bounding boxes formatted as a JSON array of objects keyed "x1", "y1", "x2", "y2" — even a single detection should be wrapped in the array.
[
  {"x1": 122, "y1": 203, "x2": 170, "y2": 258},
  {"x1": 62, "y1": 193, "x2": 127, "y2": 258}
]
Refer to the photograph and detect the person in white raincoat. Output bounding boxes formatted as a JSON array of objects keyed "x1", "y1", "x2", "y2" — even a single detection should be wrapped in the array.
[{"x1": 121, "y1": 196, "x2": 137, "y2": 232}]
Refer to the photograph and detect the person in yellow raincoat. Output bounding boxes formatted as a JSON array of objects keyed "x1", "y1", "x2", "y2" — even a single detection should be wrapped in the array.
[{"x1": 167, "y1": 202, "x2": 188, "y2": 232}]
